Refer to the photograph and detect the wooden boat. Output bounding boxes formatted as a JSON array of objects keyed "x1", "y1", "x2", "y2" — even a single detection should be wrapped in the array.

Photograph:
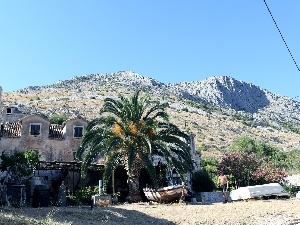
[{"x1": 143, "y1": 184, "x2": 188, "y2": 203}]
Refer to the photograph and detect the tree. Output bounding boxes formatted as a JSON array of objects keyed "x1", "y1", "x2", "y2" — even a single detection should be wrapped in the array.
[
  {"x1": 251, "y1": 161, "x2": 287, "y2": 184},
  {"x1": 218, "y1": 151, "x2": 261, "y2": 188},
  {"x1": 1, "y1": 150, "x2": 34, "y2": 184},
  {"x1": 219, "y1": 149, "x2": 287, "y2": 188},
  {"x1": 76, "y1": 90, "x2": 194, "y2": 202},
  {"x1": 230, "y1": 136, "x2": 287, "y2": 166},
  {"x1": 230, "y1": 136, "x2": 256, "y2": 154},
  {"x1": 24, "y1": 149, "x2": 41, "y2": 172},
  {"x1": 201, "y1": 156, "x2": 218, "y2": 175},
  {"x1": 285, "y1": 149, "x2": 300, "y2": 174}
]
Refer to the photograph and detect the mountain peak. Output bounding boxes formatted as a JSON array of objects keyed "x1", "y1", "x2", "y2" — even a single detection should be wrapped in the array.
[{"x1": 12, "y1": 71, "x2": 299, "y2": 121}]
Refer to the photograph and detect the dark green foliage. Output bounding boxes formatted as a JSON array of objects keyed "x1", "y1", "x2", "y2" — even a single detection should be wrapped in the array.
[
  {"x1": 284, "y1": 149, "x2": 300, "y2": 174},
  {"x1": 71, "y1": 186, "x2": 99, "y2": 205},
  {"x1": 1, "y1": 151, "x2": 32, "y2": 184},
  {"x1": 24, "y1": 149, "x2": 41, "y2": 171},
  {"x1": 185, "y1": 100, "x2": 203, "y2": 109},
  {"x1": 49, "y1": 113, "x2": 68, "y2": 125},
  {"x1": 230, "y1": 136, "x2": 286, "y2": 166},
  {"x1": 201, "y1": 156, "x2": 218, "y2": 174},
  {"x1": 192, "y1": 170, "x2": 215, "y2": 192},
  {"x1": 229, "y1": 136, "x2": 256, "y2": 153},
  {"x1": 282, "y1": 184, "x2": 300, "y2": 197},
  {"x1": 184, "y1": 100, "x2": 220, "y2": 112}
]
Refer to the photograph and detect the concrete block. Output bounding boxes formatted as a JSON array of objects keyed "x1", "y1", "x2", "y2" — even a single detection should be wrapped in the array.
[{"x1": 92, "y1": 194, "x2": 112, "y2": 207}]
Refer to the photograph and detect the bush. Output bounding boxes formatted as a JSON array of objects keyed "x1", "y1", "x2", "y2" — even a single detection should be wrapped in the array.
[
  {"x1": 192, "y1": 170, "x2": 215, "y2": 192},
  {"x1": 49, "y1": 114, "x2": 68, "y2": 125},
  {"x1": 72, "y1": 186, "x2": 99, "y2": 205},
  {"x1": 282, "y1": 184, "x2": 300, "y2": 197},
  {"x1": 1, "y1": 151, "x2": 32, "y2": 184}
]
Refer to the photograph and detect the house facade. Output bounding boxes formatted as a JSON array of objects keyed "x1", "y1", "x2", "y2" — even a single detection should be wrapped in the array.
[
  {"x1": 0, "y1": 88, "x2": 87, "y2": 164},
  {"x1": 0, "y1": 103, "x2": 88, "y2": 162}
]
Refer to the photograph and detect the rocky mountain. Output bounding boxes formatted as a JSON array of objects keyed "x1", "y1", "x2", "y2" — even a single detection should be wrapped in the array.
[{"x1": 2, "y1": 71, "x2": 300, "y2": 157}]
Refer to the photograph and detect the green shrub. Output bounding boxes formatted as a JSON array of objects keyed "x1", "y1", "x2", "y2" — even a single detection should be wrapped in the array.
[
  {"x1": 192, "y1": 170, "x2": 215, "y2": 192},
  {"x1": 282, "y1": 184, "x2": 300, "y2": 197},
  {"x1": 73, "y1": 186, "x2": 99, "y2": 205},
  {"x1": 1, "y1": 151, "x2": 33, "y2": 184},
  {"x1": 49, "y1": 114, "x2": 68, "y2": 125}
]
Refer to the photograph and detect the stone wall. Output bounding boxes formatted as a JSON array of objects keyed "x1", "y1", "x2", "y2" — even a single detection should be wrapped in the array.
[{"x1": 193, "y1": 191, "x2": 231, "y2": 204}]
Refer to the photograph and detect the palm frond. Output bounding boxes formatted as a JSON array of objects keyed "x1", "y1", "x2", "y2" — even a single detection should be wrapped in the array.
[
  {"x1": 102, "y1": 151, "x2": 124, "y2": 192},
  {"x1": 141, "y1": 153, "x2": 158, "y2": 188},
  {"x1": 80, "y1": 144, "x2": 105, "y2": 176}
]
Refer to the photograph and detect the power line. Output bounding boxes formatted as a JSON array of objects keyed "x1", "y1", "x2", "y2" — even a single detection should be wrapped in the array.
[{"x1": 263, "y1": 0, "x2": 300, "y2": 72}]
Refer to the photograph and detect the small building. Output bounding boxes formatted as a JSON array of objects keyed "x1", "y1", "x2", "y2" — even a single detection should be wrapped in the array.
[{"x1": 0, "y1": 113, "x2": 88, "y2": 162}]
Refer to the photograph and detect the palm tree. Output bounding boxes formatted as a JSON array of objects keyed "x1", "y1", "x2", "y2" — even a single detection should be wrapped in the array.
[{"x1": 76, "y1": 90, "x2": 194, "y2": 202}]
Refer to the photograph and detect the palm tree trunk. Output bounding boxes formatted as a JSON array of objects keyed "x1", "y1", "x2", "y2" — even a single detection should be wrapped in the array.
[{"x1": 127, "y1": 159, "x2": 143, "y2": 203}]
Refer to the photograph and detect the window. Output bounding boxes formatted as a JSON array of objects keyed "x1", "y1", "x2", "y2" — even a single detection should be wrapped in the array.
[
  {"x1": 6, "y1": 108, "x2": 12, "y2": 114},
  {"x1": 30, "y1": 123, "x2": 41, "y2": 136},
  {"x1": 73, "y1": 126, "x2": 84, "y2": 138}
]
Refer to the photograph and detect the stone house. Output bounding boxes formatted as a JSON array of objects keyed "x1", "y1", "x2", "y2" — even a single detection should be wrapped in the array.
[{"x1": 0, "y1": 113, "x2": 87, "y2": 162}]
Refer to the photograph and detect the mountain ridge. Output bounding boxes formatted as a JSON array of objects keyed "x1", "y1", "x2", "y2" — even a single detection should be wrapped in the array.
[
  {"x1": 2, "y1": 70, "x2": 300, "y2": 156},
  {"x1": 16, "y1": 70, "x2": 299, "y2": 125}
]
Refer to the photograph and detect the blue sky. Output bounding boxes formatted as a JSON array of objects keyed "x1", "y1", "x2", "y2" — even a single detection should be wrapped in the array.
[{"x1": 1, "y1": 1, "x2": 300, "y2": 99}]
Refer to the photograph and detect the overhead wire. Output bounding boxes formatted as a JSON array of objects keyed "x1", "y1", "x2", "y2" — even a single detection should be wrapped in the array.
[{"x1": 263, "y1": 0, "x2": 300, "y2": 72}]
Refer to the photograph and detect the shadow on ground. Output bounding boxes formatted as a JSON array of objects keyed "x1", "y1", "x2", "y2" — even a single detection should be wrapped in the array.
[{"x1": 0, "y1": 205, "x2": 175, "y2": 225}]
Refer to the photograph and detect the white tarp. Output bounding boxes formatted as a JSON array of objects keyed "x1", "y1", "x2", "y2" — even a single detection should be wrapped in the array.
[
  {"x1": 231, "y1": 183, "x2": 289, "y2": 201},
  {"x1": 296, "y1": 191, "x2": 300, "y2": 199}
]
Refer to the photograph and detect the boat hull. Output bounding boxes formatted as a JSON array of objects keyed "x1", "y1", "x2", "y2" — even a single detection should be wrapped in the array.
[{"x1": 143, "y1": 185, "x2": 187, "y2": 203}]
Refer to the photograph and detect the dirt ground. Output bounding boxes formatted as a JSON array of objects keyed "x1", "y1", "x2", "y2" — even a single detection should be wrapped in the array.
[{"x1": 1, "y1": 198, "x2": 300, "y2": 225}]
